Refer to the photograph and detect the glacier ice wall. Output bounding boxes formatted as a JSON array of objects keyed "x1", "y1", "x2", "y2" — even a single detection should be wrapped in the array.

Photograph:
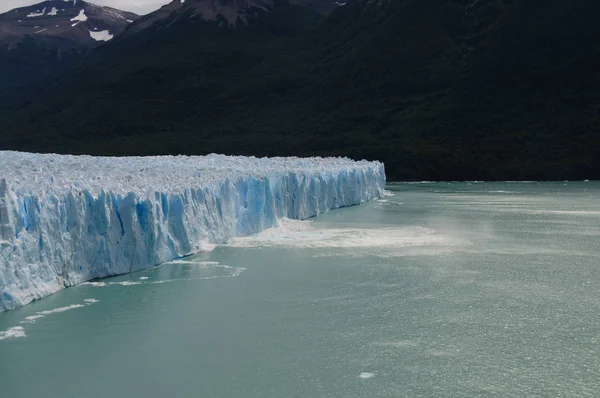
[{"x1": 0, "y1": 151, "x2": 385, "y2": 311}]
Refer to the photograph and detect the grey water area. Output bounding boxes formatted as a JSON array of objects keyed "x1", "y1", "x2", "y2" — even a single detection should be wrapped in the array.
[{"x1": 1, "y1": 182, "x2": 600, "y2": 397}]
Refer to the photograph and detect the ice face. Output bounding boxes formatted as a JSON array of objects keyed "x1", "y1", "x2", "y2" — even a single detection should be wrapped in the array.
[{"x1": 0, "y1": 151, "x2": 385, "y2": 312}]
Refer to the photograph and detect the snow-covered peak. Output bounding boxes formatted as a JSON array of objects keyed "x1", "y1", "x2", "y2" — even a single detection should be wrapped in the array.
[
  {"x1": 0, "y1": 1, "x2": 139, "y2": 46},
  {"x1": 127, "y1": 0, "x2": 273, "y2": 34}
]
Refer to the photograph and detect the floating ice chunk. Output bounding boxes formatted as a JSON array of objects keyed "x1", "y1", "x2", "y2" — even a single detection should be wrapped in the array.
[
  {"x1": 48, "y1": 7, "x2": 59, "y2": 16},
  {"x1": 227, "y1": 220, "x2": 459, "y2": 251},
  {"x1": 21, "y1": 314, "x2": 45, "y2": 323},
  {"x1": 36, "y1": 304, "x2": 84, "y2": 315},
  {"x1": 359, "y1": 372, "x2": 375, "y2": 379},
  {"x1": 0, "y1": 151, "x2": 384, "y2": 311},
  {"x1": 84, "y1": 298, "x2": 99, "y2": 303},
  {"x1": 0, "y1": 326, "x2": 26, "y2": 340},
  {"x1": 81, "y1": 282, "x2": 107, "y2": 287},
  {"x1": 139, "y1": 277, "x2": 149, "y2": 280}
]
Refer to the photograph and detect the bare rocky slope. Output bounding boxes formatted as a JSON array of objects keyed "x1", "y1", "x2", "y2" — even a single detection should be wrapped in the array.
[{"x1": 0, "y1": 0, "x2": 138, "y2": 98}]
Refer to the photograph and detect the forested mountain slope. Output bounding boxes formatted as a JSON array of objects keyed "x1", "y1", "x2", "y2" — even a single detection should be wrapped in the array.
[{"x1": 1, "y1": 0, "x2": 598, "y2": 180}]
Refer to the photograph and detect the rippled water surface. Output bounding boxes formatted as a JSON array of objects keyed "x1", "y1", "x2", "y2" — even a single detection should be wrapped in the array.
[{"x1": 1, "y1": 182, "x2": 599, "y2": 397}]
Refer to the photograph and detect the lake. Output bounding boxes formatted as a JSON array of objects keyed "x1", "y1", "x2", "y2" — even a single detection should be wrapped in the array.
[{"x1": 1, "y1": 182, "x2": 599, "y2": 397}]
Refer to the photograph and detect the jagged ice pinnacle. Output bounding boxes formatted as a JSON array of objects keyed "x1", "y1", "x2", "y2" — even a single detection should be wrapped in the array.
[{"x1": 0, "y1": 151, "x2": 385, "y2": 311}]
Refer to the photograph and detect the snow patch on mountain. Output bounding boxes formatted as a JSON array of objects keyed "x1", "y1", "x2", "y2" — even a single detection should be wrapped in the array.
[
  {"x1": 70, "y1": 9, "x2": 87, "y2": 23},
  {"x1": 89, "y1": 29, "x2": 113, "y2": 41},
  {"x1": 27, "y1": 7, "x2": 46, "y2": 17}
]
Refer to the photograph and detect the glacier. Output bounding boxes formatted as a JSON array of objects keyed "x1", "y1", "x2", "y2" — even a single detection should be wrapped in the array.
[{"x1": 0, "y1": 151, "x2": 385, "y2": 311}]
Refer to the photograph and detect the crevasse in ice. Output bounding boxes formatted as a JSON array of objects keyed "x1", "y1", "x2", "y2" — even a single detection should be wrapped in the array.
[{"x1": 0, "y1": 151, "x2": 385, "y2": 311}]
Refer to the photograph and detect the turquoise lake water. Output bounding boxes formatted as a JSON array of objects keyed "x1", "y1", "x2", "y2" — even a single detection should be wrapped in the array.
[{"x1": 1, "y1": 182, "x2": 599, "y2": 397}]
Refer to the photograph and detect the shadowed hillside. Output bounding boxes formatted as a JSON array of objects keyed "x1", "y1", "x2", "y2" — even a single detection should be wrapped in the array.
[{"x1": 1, "y1": 0, "x2": 599, "y2": 180}]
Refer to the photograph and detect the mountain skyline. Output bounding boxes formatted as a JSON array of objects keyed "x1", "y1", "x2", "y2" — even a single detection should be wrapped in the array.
[
  {"x1": 1, "y1": 0, "x2": 598, "y2": 181},
  {"x1": 0, "y1": 0, "x2": 168, "y2": 15},
  {"x1": 0, "y1": 0, "x2": 139, "y2": 100}
]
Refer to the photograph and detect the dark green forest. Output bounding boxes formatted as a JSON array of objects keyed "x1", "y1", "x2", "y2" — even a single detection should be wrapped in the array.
[{"x1": 1, "y1": 0, "x2": 599, "y2": 180}]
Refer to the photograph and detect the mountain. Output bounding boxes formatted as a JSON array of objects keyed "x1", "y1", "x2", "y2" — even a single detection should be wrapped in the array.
[
  {"x1": 0, "y1": 0, "x2": 138, "y2": 98},
  {"x1": 0, "y1": 0, "x2": 599, "y2": 180},
  {"x1": 126, "y1": 0, "x2": 339, "y2": 35}
]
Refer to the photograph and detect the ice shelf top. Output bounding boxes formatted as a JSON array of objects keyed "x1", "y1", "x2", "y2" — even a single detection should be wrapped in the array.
[{"x1": 1, "y1": 151, "x2": 385, "y2": 196}]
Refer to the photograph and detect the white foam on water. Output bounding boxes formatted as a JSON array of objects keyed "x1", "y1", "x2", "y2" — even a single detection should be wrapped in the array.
[
  {"x1": 151, "y1": 277, "x2": 213, "y2": 284},
  {"x1": 162, "y1": 259, "x2": 245, "y2": 277},
  {"x1": 194, "y1": 261, "x2": 221, "y2": 266},
  {"x1": 151, "y1": 279, "x2": 175, "y2": 284},
  {"x1": 226, "y1": 219, "x2": 466, "y2": 255},
  {"x1": 77, "y1": 263, "x2": 244, "y2": 287},
  {"x1": 0, "y1": 326, "x2": 26, "y2": 340},
  {"x1": 109, "y1": 281, "x2": 142, "y2": 286},
  {"x1": 149, "y1": 272, "x2": 242, "y2": 284},
  {"x1": 21, "y1": 314, "x2": 45, "y2": 323},
  {"x1": 532, "y1": 210, "x2": 600, "y2": 216},
  {"x1": 210, "y1": 264, "x2": 246, "y2": 277},
  {"x1": 81, "y1": 282, "x2": 107, "y2": 287},
  {"x1": 20, "y1": 302, "x2": 92, "y2": 325},
  {"x1": 374, "y1": 340, "x2": 419, "y2": 348},
  {"x1": 36, "y1": 304, "x2": 84, "y2": 315},
  {"x1": 428, "y1": 349, "x2": 458, "y2": 357},
  {"x1": 359, "y1": 372, "x2": 375, "y2": 379},
  {"x1": 165, "y1": 259, "x2": 219, "y2": 266}
]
